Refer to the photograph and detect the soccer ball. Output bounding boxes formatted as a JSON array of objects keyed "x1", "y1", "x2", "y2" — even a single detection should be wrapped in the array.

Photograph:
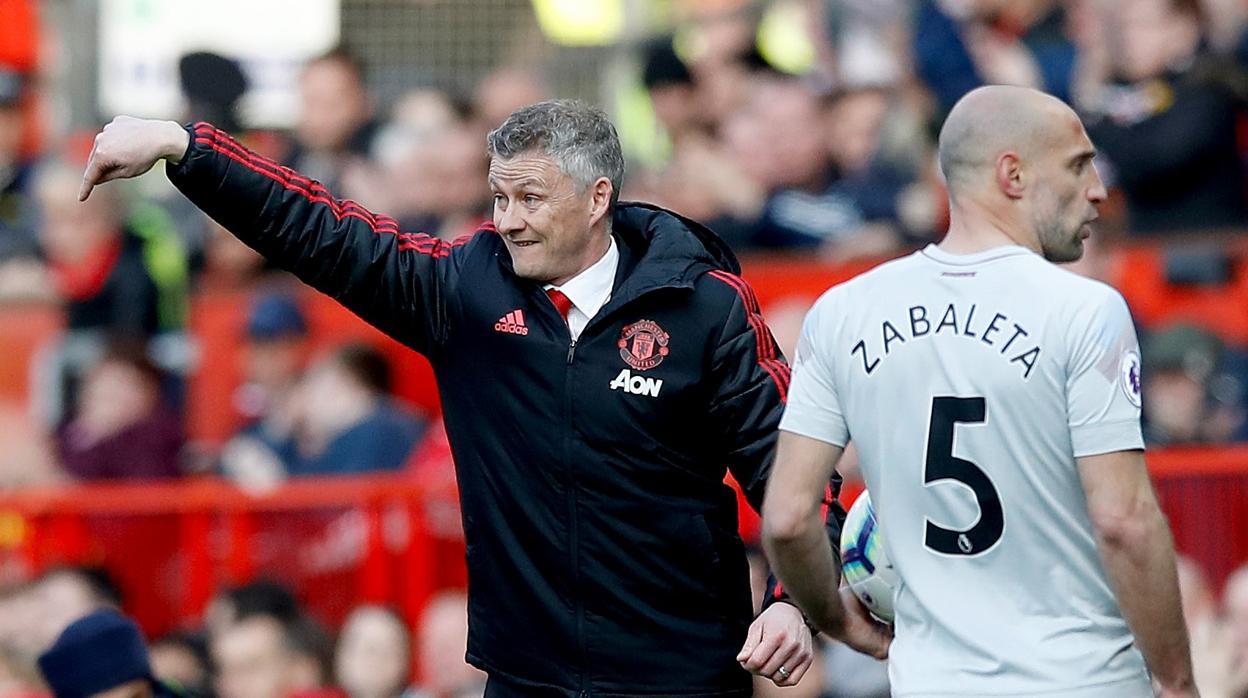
[{"x1": 840, "y1": 490, "x2": 899, "y2": 624}]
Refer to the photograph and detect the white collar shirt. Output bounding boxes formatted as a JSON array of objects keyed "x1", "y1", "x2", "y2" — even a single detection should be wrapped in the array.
[{"x1": 544, "y1": 236, "x2": 619, "y2": 342}]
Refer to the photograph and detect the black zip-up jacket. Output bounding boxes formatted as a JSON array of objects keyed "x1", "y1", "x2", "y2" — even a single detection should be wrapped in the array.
[{"x1": 170, "y1": 123, "x2": 843, "y2": 697}]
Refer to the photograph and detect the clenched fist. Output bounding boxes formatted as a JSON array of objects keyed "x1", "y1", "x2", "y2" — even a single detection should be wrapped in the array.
[{"x1": 79, "y1": 116, "x2": 190, "y2": 201}]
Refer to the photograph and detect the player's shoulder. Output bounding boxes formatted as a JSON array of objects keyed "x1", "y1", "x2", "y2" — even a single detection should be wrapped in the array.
[
  {"x1": 1033, "y1": 260, "x2": 1131, "y2": 316},
  {"x1": 696, "y1": 267, "x2": 762, "y2": 316}
]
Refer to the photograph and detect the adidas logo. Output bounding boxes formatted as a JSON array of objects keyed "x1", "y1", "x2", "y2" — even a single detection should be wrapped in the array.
[{"x1": 494, "y1": 309, "x2": 529, "y2": 336}]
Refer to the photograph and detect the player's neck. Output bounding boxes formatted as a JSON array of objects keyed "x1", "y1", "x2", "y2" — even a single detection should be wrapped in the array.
[{"x1": 940, "y1": 200, "x2": 1038, "y2": 256}]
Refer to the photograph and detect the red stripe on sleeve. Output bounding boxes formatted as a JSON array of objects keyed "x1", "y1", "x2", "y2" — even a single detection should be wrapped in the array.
[
  {"x1": 191, "y1": 127, "x2": 474, "y2": 259},
  {"x1": 707, "y1": 270, "x2": 790, "y2": 402}
]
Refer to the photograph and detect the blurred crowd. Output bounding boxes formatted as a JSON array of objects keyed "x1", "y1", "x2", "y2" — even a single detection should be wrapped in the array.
[
  {"x1": 0, "y1": 0, "x2": 1246, "y2": 490},
  {"x1": 0, "y1": 0, "x2": 1248, "y2": 695},
  {"x1": 0, "y1": 568, "x2": 487, "y2": 698},
  {"x1": 0, "y1": 554, "x2": 1245, "y2": 698}
]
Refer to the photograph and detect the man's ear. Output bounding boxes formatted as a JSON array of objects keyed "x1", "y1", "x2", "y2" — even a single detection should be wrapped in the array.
[
  {"x1": 996, "y1": 152, "x2": 1025, "y2": 200},
  {"x1": 588, "y1": 176, "x2": 613, "y2": 226}
]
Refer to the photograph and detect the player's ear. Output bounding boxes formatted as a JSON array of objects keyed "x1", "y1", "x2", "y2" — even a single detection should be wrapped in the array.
[{"x1": 995, "y1": 152, "x2": 1025, "y2": 200}]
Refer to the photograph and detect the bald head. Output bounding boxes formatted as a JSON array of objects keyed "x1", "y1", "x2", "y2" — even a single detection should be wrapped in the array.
[
  {"x1": 938, "y1": 86, "x2": 1080, "y2": 197},
  {"x1": 935, "y1": 86, "x2": 1106, "y2": 263}
]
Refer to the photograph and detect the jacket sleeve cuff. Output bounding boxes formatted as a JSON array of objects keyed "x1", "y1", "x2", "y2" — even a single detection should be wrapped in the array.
[{"x1": 760, "y1": 574, "x2": 820, "y2": 635}]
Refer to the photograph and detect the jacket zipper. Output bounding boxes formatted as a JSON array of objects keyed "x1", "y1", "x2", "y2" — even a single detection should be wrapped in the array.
[{"x1": 563, "y1": 332, "x2": 587, "y2": 693}]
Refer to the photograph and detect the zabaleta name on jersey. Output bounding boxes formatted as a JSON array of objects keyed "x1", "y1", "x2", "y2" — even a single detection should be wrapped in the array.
[{"x1": 851, "y1": 301, "x2": 1041, "y2": 380}]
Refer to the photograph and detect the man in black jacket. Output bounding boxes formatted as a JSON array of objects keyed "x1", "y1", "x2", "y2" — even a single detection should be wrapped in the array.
[{"x1": 81, "y1": 100, "x2": 842, "y2": 696}]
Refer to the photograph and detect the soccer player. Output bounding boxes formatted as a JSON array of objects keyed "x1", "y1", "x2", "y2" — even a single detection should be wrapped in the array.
[
  {"x1": 80, "y1": 100, "x2": 831, "y2": 696},
  {"x1": 762, "y1": 85, "x2": 1197, "y2": 697}
]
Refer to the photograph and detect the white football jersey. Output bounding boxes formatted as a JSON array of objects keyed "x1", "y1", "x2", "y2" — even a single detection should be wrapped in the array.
[{"x1": 781, "y1": 244, "x2": 1152, "y2": 697}]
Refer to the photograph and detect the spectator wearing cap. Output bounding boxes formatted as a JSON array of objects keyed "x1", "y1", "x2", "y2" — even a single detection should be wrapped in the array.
[
  {"x1": 1141, "y1": 323, "x2": 1247, "y2": 444},
  {"x1": 37, "y1": 609, "x2": 178, "y2": 698},
  {"x1": 219, "y1": 294, "x2": 310, "y2": 489},
  {"x1": 642, "y1": 36, "x2": 702, "y2": 149},
  {"x1": 179, "y1": 52, "x2": 248, "y2": 134}
]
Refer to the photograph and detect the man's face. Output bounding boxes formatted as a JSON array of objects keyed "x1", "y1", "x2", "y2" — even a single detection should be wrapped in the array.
[
  {"x1": 297, "y1": 60, "x2": 367, "y2": 152},
  {"x1": 213, "y1": 617, "x2": 294, "y2": 698},
  {"x1": 1030, "y1": 117, "x2": 1105, "y2": 264},
  {"x1": 334, "y1": 609, "x2": 409, "y2": 698},
  {"x1": 489, "y1": 150, "x2": 609, "y2": 285},
  {"x1": 1115, "y1": 0, "x2": 1199, "y2": 82}
]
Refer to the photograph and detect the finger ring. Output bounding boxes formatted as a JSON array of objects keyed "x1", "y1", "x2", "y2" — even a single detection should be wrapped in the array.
[{"x1": 777, "y1": 666, "x2": 790, "y2": 679}]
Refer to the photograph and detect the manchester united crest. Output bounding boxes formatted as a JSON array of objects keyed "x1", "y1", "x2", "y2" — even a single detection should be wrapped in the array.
[{"x1": 618, "y1": 320, "x2": 670, "y2": 371}]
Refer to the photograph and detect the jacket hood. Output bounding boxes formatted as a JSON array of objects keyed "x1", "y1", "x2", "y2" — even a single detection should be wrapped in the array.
[{"x1": 611, "y1": 201, "x2": 741, "y2": 291}]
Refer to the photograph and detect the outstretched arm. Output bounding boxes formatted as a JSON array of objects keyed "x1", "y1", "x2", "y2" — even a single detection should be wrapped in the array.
[{"x1": 81, "y1": 117, "x2": 470, "y2": 355}]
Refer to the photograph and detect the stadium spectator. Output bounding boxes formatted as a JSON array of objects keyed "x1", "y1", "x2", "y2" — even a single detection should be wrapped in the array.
[
  {"x1": 0, "y1": 65, "x2": 42, "y2": 301},
  {"x1": 285, "y1": 615, "x2": 338, "y2": 698},
  {"x1": 54, "y1": 345, "x2": 184, "y2": 481},
  {"x1": 470, "y1": 68, "x2": 549, "y2": 137},
  {"x1": 390, "y1": 125, "x2": 489, "y2": 242},
  {"x1": 33, "y1": 160, "x2": 167, "y2": 425},
  {"x1": 212, "y1": 614, "x2": 328, "y2": 698},
  {"x1": 0, "y1": 399, "x2": 61, "y2": 489},
  {"x1": 37, "y1": 609, "x2": 177, "y2": 698},
  {"x1": 334, "y1": 606, "x2": 413, "y2": 698},
  {"x1": 286, "y1": 48, "x2": 378, "y2": 196},
  {"x1": 286, "y1": 343, "x2": 426, "y2": 477},
  {"x1": 80, "y1": 99, "x2": 832, "y2": 694},
  {"x1": 640, "y1": 36, "x2": 703, "y2": 148},
  {"x1": 219, "y1": 294, "x2": 310, "y2": 489},
  {"x1": 0, "y1": 583, "x2": 53, "y2": 695},
  {"x1": 0, "y1": 565, "x2": 126, "y2": 686},
  {"x1": 148, "y1": 632, "x2": 211, "y2": 698},
  {"x1": 35, "y1": 161, "x2": 160, "y2": 339},
  {"x1": 913, "y1": 0, "x2": 1079, "y2": 116},
  {"x1": 1082, "y1": 0, "x2": 1248, "y2": 233},
  {"x1": 202, "y1": 579, "x2": 301, "y2": 642},
  {"x1": 820, "y1": 86, "x2": 927, "y2": 259},
  {"x1": 411, "y1": 593, "x2": 483, "y2": 698},
  {"x1": 370, "y1": 90, "x2": 467, "y2": 231},
  {"x1": 722, "y1": 75, "x2": 915, "y2": 258},
  {"x1": 179, "y1": 51, "x2": 248, "y2": 134},
  {"x1": 1142, "y1": 324, "x2": 1247, "y2": 445}
]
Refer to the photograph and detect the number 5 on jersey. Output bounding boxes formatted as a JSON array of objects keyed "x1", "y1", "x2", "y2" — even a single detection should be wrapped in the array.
[{"x1": 924, "y1": 396, "x2": 1004, "y2": 556}]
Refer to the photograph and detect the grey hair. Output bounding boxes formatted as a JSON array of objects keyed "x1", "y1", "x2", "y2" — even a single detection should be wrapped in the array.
[{"x1": 487, "y1": 99, "x2": 624, "y2": 210}]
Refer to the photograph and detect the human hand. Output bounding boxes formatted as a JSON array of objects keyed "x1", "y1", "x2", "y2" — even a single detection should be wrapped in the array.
[
  {"x1": 80, "y1": 116, "x2": 190, "y2": 201},
  {"x1": 737, "y1": 602, "x2": 816, "y2": 687},
  {"x1": 834, "y1": 587, "x2": 892, "y2": 660}
]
